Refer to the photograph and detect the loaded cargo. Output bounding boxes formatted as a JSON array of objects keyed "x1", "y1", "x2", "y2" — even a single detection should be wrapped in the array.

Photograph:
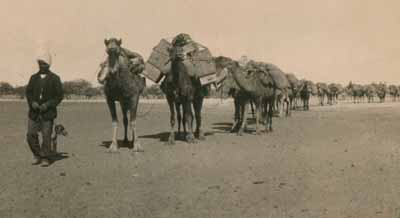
[{"x1": 143, "y1": 37, "x2": 217, "y2": 86}]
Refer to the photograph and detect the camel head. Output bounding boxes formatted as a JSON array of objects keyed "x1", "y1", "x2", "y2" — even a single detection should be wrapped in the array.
[
  {"x1": 104, "y1": 38, "x2": 122, "y2": 57},
  {"x1": 103, "y1": 38, "x2": 124, "y2": 77},
  {"x1": 213, "y1": 56, "x2": 240, "y2": 92}
]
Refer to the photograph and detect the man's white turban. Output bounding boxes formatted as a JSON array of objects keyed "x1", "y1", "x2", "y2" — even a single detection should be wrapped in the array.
[{"x1": 37, "y1": 52, "x2": 52, "y2": 66}]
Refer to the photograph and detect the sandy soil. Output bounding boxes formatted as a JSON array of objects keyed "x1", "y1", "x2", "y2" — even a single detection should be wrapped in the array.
[{"x1": 1, "y1": 99, "x2": 400, "y2": 218}]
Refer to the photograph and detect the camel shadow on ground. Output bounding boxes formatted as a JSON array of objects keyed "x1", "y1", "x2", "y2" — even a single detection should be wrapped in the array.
[
  {"x1": 212, "y1": 118, "x2": 258, "y2": 134},
  {"x1": 139, "y1": 131, "x2": 215, "y2": 142},
  {"x1": 99, "y1": 140, "x2": 134, "y2": 149}
]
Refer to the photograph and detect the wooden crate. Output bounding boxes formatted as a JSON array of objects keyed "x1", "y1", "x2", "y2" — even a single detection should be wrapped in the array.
[
  {"x1": 182, "y1": 42, "x2": 197, "y2": 54},
  {"x1": 193, "y1": 59, "x2": 216, "y2": 78},
  {"x1": 143, "y1": 62, "x2": 164, "y2": 83},
  {"x1": 153, "y1": 39, "x2": 172, "y2": 56},
  {"x1": 147, "y1": 51, "x2": 170, "y2": 70},
  {"x1": 190, "y1": 45, "x2": 216, "y2": 79},
  {"x1": 191, "y1": 47, "x2": 213, "y2": 61},
  {"x1": 199, "y1": 73, "x2": 218, "y2": 86}
]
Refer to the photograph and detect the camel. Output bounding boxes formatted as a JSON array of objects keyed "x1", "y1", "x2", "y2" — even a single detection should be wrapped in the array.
[
  {"x1": 346, "y1": 82, "x2": 365, "y2": 103},
  {"x1": 214, "y1": 56, "x2": 256, "y2": 134},
  {"x1": 364, "y1": 84, "x2": 376, "y2": 103},
  {"x1": 97, "y1": 38, "x2": 146, "y2": 152},
  {"x1": 160, "y1": 78, "x2": 183, "y2": 144},
  {"x1": 166, "y1": 35, "x2": 207, "y2": 143},
  {"x1": 374, "y1": 83, "x2": 387, "y2": 103},
  {"x1": 268, "y1": 69, "x2": 290, "y2": 117},
  {"x1": 223, "y1": 58, "x2": 276, "y2": 134},
  {"x1": 327, "y1": 83, "x2": 342, "y2": 105},
  {"x1": 299, "y1": 80, "x2": 313, "y2": 110},
  {"x1": 286, "y1": 73, "x2": 300, "y2": 110},
  {"x1": 388, "y1": 85, "x2": 399, "y2": 101},
  {"x1": 160, "y1": 73, "x2": 208, "y2": 144},
  {"x1": 316, "y1": 82, "x2": 329, "y2": 106}
]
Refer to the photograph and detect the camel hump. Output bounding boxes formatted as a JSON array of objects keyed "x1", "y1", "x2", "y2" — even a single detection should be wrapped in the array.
[
  {"x1": 262, "y1": 63, "x2": 289, "y2": 89},
  {"x1": 118, "y1": 48, "x2": 145, "y2": 75}
]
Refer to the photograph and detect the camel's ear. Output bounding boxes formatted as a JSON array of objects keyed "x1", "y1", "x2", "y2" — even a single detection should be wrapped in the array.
[
  {"x1": 117, "y1": 39, "x2": 122, "y2": 46},
  {"x1": 104, "y1": 39, "x2": 109, "y2": 45}
]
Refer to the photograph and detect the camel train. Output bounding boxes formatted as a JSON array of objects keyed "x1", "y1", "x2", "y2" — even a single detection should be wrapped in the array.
[{"x1": 96, "y1": 34, "x2": 399, "y2": 151}]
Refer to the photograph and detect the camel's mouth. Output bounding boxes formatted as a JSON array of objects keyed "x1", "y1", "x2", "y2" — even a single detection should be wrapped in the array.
[{"x1": 107, "y1": 48, "x2": 120, "y2": 56}]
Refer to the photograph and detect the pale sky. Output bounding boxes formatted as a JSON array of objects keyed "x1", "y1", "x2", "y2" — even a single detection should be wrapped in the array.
[{"x1": 2, "y1": 0, "x2": 400, "y2": 86}]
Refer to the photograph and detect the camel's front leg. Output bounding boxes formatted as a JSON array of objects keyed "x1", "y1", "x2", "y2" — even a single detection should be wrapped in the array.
[
  {"x1": 167, "y1": 96, "x2": 176, "y2": 145},
  {"x1": 106, "y1": 99, "x2": 119, "y2": 153},
  {"x1": 120, "y1": 103, "x2": 129, "y2": 144},
  {"x1": 130, "y1": 96, "x2": 143, "y2": 152},
  {"x1": 194, "y1": 96, "x2": 205, "y2": 140},
  {"x1": 108, "y1": 121, "x2": 119, "y2": 152},
  {"x1": 237, "y1": 102, "x2": 248, "y2": 136},
  {"x1": 267, "y1": 102, "x2": 274, "y2": 132},
  {"x1": 285, "y1": 98, "x2": 290, "y2": 117},
  {"x1": 182, "y1": 99, "x2": 195, "y2": 143},
  {"x1": 264, "y1": 100, "x2": 274, "y2": 132},
  {"x1": 255, "y1": 101, "x2": 261, "y2": 135},
  {"x1": 231, "y1": 96, "x2": 240, "y2": 132},
  {"x1": 175, "y1": 102, "x2": 182, "y2": 139}
]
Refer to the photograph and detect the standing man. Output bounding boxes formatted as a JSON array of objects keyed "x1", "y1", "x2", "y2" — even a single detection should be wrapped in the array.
[{"x1": 26, "y1": 53, "x2": 64, "y2": 166}]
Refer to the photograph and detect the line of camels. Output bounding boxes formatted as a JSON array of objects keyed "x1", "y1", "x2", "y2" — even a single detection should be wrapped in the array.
[{"x1": 97, "y1": 37, "x2": 400, "y2": 153}]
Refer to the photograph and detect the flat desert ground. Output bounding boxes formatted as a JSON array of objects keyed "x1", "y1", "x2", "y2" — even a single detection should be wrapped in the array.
[{"x1": 1, "y1": 99, "x2": 400, "y2": 218}]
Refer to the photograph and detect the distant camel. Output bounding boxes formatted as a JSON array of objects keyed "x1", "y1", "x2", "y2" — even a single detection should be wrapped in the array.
[
  {"x1": 214, "y1": 56, "x2": 255, "y2": 134},
  {"x1": 388, "y1": 85, "x2": 399, "y2": 101},
  {"x1": 346, "y1": 82, "x2": 364, "y2": 103},
  {"x1": 316, "y1": 82, "x2": 329, "y2": 106},
  {"x1": 299, "y1": 80, "x2": 313, "y2": 110},
  {"x1": 223, "y1": 58, "x2": 277, "y2": 134}
]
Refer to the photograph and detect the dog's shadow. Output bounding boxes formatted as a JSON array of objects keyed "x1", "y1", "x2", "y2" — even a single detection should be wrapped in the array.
[{"x1": 49, "y1": 152, "x2": 69, "y2": 164}]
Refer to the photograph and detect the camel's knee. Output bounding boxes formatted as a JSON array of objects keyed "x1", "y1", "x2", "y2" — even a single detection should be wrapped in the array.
[
  {"x1": 195, "y1": 113, "x2": 201, "y2": 121},
  {"x1": 112, "y1": 121, "x2": 118, "y2": 128},
  {"x1": 122, "y1": 115, "x2": 128, "y2": 124},
  {"x1": 129, "y1": 121, "x2": 137, "y2": 130}
]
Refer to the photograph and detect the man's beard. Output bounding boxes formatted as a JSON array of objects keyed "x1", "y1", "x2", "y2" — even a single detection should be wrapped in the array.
[{"x1": 39, "y1": 67, "x2": 50, "y2": 74}]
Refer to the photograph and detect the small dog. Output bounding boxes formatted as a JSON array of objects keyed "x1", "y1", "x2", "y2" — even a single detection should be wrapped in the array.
[{"x1": 51, "y1": 124, "x2": 68, "y2": 154}]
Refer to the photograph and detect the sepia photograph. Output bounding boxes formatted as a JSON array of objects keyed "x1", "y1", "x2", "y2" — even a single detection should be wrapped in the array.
[{"x1": 1, "y1": 0, "x2": 400, "y2": 217}]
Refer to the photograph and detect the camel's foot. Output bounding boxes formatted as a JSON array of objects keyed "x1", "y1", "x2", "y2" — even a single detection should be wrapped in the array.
[
  {"x1": 230, "y1": 125, "x2": 238, "y2": 133},
  {"x1": 264, "y1": 126, "x2": 273, "y2": 133},
  {"x1": 196, "y1": 130, "x2": 205, "y2": 140},
  {"x1": 166, "y1": 133, "x2": 175, "y2": 145},
  {"x1": 186, "y1": 133, "x2": 195, "y2": 143},
  {"x1": 132, "y1": 141, "x2": 144, "y2": 152},
  {"x1": 255, "y1": 130, "x2": 262, "y2": 135},
  {"x1": 176, "y1": 131, "x2": 184, "y2": 140},
  {"x1": 237, "y1": 129, "x2": 244, "y2": 136},
  {"x1": 106, "y1": 142, "x2": 119, "y2": 153}
]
